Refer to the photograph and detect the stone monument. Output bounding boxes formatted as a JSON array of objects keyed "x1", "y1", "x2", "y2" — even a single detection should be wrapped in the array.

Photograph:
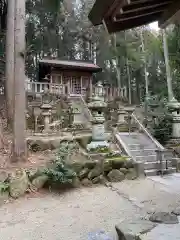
[{"x1": 87, "y1": 82, "x2": 109, "y2": 151}]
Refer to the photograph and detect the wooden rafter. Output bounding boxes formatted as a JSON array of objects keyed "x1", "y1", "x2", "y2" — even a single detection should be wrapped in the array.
[
  {"x1": 117, "y1": 0, "x2": 171, "y2": 15},
  {"x1": 159, "y1": 0, "x2": 180, "y2": 28},
  {"x1": 106, "y1": 11, "x2": 161, "y2": 32},
  {"x1": 115, "y1": 4, "x2": 168, "y2": 22},
  {"x1": 89, "y1": 0, "x2": 179, "y2": 33}
]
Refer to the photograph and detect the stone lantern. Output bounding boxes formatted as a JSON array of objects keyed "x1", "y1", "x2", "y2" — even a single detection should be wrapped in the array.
[
  {"x1": 33, "y1": 106, "x2": 42, "y2": 133},
  {"x1": 87, "y1": 82, "x2": 109, "y2": 151},
  {"x1": 124, "y1": 106, "x2": 135, "y2": 134},
  {"x1": 168, "y1": 99, "x2": 180, "y2": 139},
  {"x1": 117, "y1": 107, "x2": 127, "y2": 125},
  {"x1": 94, "y1": 81, "x2": 104, "y2": 100},
  {"x1": 41, "y1": 88, "x2": 52, "y2": 133}
]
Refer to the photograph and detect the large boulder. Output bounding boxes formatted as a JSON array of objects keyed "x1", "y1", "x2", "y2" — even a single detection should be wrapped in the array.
[
  {"x1": 9, "y1": 169, "x2": 29, "y2": 199},
  {"x1": 172, "y1": 207, "x2": 180, "y2": 216},
  {"x1": 115, "y1": 220, "x2": 156, "y2": 240},
  {"x1": 32, "y1": 175, "x2": 48, "y2": 190},
  {"x1": 79, "y1": 168, "x2": 89, "y2": 180},
  {"x1": 120, "y1": 168, "x2": 128, "y2": 175},
  {"x1": 67, "y1": 162, "x2": 84, "y2": 174},
  {"x1": 149, "y1": 212, "x2": 179, "y2": 224},
  {"x1": 71, "y1": 177, "x2": 81, "y2": 188},
  {"x1": 84, "y1": 161, "x2": 97, "y2": 169},
  {"x1": 81, "y1": 178, "x2": 92, "y2": 187},
  {"x1": 28, "y1": 139, "x2": 52, "y2": 152},
  {"x1": 111, "y1": 158, "x2": 126, "y2": 169},
  {"x1": 103, "y1": 160, "x2": 112, "y2": 172},
  {"x1": 88, "y1": 165, "x2": 102, "y2": 180},
  {"x1": 126, "y1": 168, "x2": 137, "y2": 180},
  {"x1": 107, "y1": 169, "x2": 125, "y2": 182},
  {"x1": 124, "y1": 159, "x2": 134, "y2": 169}
]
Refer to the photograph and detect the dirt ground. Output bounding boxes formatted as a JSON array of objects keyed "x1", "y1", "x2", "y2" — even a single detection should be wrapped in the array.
[{"x1": 1, "y1": 176, "x2": 180, "y2": 240}]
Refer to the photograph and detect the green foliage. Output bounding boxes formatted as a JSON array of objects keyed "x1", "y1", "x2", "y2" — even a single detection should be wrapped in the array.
[
  {"x1": 43, "y1": 142, "x2": 77, "y2": 185},
  {"x1": 89, "y1": 146, "x2": 109, "y2": 153},
  {"x1": 153, "y1": 114, "x2": 172, "y2": 145},
  {"x1": 0, "y1": 182, "x2": 9, "y2": 193}
]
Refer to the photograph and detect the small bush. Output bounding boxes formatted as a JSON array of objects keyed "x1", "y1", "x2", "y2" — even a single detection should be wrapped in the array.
[
  {"x1": 43, "y1": 142, "x2": 77, "y2": 186},
  {"x1": 153, "y1": 114, "x2": 172, "y2": 145},
  {"x1": 0, "y1": 182, "x2": 9, "y2": 193}
]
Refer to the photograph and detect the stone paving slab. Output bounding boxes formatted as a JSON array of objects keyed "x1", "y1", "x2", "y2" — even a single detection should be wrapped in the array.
[{"x1": 142, "y1": 222, "x2": 180, "y2": 240}]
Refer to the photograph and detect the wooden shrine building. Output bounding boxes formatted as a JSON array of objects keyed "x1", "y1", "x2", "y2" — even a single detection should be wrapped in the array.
[
  {"x1": 26, "y1": 59, "x2": 128, "y2": 100},
  {"x1": 89, "y1": 0, "x2": 180, "y2": 33},
  {"x1": 27, "y1": 59, "x2": 101, "y2": 96}
]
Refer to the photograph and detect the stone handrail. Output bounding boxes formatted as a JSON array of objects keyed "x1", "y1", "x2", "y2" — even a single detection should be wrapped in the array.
[
  {"x1": 132, "y1": 113, "x2": 165, "y2": 150},
  {"x1": 80, "y1": 95, "x2": 92, "y2": 122}
]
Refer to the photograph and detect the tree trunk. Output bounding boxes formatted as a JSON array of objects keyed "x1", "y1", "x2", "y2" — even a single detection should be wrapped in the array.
[
  {"x1": 5, "y1": 0, "x2": 15, "y2": 127},
  {"x1": 12, "y1": 0, "x2": 27, "y2": 162},
  {"x1": 113, "y1": 34, "x2": 121, "y2": 88}
]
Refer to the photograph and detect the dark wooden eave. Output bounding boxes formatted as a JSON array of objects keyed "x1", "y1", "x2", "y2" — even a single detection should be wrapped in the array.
[{"x1": 89, "y1": 0, "x2": 180, "y2": 33}]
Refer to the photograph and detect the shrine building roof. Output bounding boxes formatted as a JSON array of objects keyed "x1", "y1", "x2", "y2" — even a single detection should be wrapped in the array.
[
  {"x1": 39, "y1": 59, "x2": 102, "y2": 73},
  {"x1": 89, "y1": 0, "x2": 180, "y2": 33}
]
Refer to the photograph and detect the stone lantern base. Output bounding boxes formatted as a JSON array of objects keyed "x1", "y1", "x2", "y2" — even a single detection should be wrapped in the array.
[{"x1": 87, "y1": 140, "x2": 109, "y2": 152}]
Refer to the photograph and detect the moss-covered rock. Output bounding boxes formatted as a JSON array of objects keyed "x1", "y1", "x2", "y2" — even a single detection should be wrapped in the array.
[
  {"x1": 88, "y1": 165, "x2": 102, "y2": 180},
  {"x1": 120, "y1": 168, "x2": 128, "y2": 175},
  {"x1": 81, "y1": 178, "x2": 92, "y2": 187},
  {"x1": 72, "y1": 177, "x2": 81, "y2": 188},
  {"x1": 9, "y1": 169, "x2": 29, "y2": 199},
  {"x1": 126, "y1": 168, "x2": 137, "y2": 180},
  {"x1": 67, "y1": 162, "x2": 84, "y2": 174},
  {"x1": 107, "y1": 169, "x2": 125, "y2": 182},
  {"x1": 111, "y1": 158, "x2": 127, "y2": 169},
  {"x1": 124, "y1": 159, "x2": 134, "y2": 169},
  {"x1": 84, "y1": 161, "x2": 96, "y2": 169},
  {"x1": 79, "y1": 168, "x2": 89, "y2": 180},
  {"x1": 32, "y1": 175, "x2": 48, "y2": 190},
  {"x1": 103, "y1": 160, "x2": 112, "y2": 172},
  {"x1": 76, "y1": 136, "x2": 92, "y2": 149}
]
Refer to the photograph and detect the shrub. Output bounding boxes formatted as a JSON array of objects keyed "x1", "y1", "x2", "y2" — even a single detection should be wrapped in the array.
[
  {"x1": 153, "y1": 114, "x2": 172, "y2": 145},
  {"x1": 43, "y1": 142, "x2": 77, "y2": 186}
]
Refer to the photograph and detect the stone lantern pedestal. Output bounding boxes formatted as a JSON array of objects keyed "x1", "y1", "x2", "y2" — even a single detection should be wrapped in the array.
[
  {"x1": 87, "y1": 83, "x2": 109, "y2": 151},
  {"x1": 41, "y1": 103, "x2": 52, "y2": 133},
  {"x1": 73, "y1": 107, "x2": 82, "y2": 125},
  {"x1": 168, "y1": 99, "x2": 180, "y2": 139},
  {"x1": 124, "y1": 106, "x2": 135, "y2": 133},
  {"x1": 117, "y1": 107, "x2": 127, "y2": 125}
]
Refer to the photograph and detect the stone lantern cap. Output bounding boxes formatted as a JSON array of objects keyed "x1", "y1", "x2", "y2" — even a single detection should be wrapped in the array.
[
  {"x1": 167, "y1": 98, "x2": 180, "y2": 112},
  {"x1": 124, "y1": 106, "x2": 135, "y2": 114},
  {"x1": 88, "y1": 100, "x2": 107, "y2": 110},
  {"x1": 40, "y1": 103, "x2": 52, "y2": 110}
]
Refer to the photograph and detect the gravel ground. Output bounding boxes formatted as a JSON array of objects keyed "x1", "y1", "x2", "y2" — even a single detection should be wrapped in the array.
[
  {"x1": 0, "y1": 186, "x2": 144, "y2": 240},
  {"x1": 1, "y1": 176, "x2": 180, "y2": 240}
]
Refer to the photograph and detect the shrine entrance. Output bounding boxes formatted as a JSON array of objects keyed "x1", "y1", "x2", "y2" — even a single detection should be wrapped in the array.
[{"x1": 71, "y1": 76, "x2": 81, "y2": 95}]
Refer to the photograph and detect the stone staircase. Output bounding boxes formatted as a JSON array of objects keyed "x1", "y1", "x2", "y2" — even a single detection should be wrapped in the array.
[
  {"x1": 69, "y1": 96, "x2": 92, "y2": 128},
  {"x1": 116, "y1": 130, "x2": 176, "y2": 176}
]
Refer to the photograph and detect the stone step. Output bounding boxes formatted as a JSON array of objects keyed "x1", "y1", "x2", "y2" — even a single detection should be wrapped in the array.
[
  {"x1": 144, "y1": 161, "x2": 172, "y2": 170},
  {"x1": 135, "y1": 155, "x2": 157, "y2": 162},
  {"x1": 145, "y1": 167, "x2": 176, "y2": 176},
  {"x1": 128, "y1": 143, "x2": 156, "y2": 151},
  {"x1": 131, "y1": 149, "x2": 156, "y2": 156}
]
